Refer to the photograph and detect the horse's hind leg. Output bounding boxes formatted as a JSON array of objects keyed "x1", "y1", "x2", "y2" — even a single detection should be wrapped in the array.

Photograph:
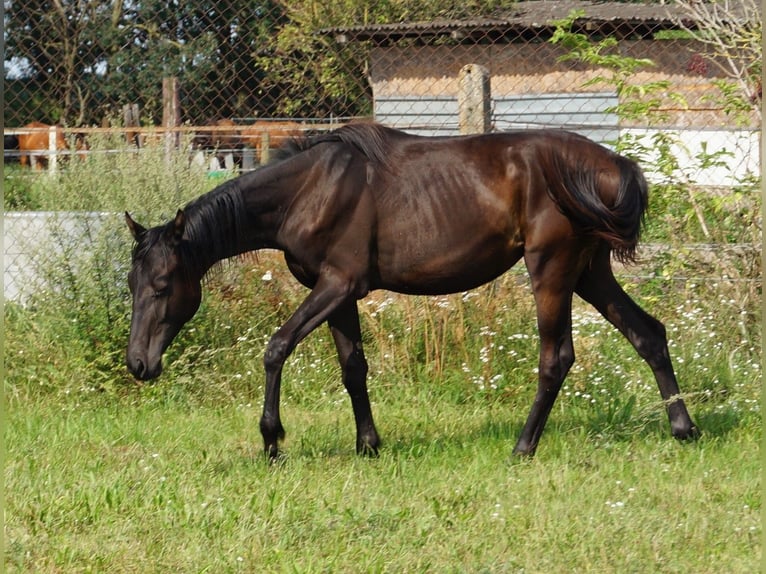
[
  {"x1": 328, "y1": 300, "x2": 380, "y2": 456},
  {"x1": 575, "y1": 247, "x2": 699, "y2": 441},
  {"x1": 513, "y1": 253, "x2": 577, "y2": 457}
]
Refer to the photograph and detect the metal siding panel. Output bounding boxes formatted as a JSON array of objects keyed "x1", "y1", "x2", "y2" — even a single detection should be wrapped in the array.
[
  {"x1": 375, "y1": 97, "x2": 459, "y2": 135},
  {"x1": 374, "y1": 93, "x2": 619, "y2": 141}
]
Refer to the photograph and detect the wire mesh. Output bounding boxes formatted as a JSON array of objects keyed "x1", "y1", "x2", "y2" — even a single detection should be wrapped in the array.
[
  {"x1": 4, "y1": 2, "x2": 760, "y2": 140},
  {"x1": 3, "y1": 1, "x2": 762, "y2": 302}
]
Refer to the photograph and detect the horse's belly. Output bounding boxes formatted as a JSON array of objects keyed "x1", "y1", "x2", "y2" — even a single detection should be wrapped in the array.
[{"x1": 376, "y1": 237, "x2": 524, "y2": 296}]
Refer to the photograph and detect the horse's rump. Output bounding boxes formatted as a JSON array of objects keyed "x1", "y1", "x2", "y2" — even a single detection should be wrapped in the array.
[{"x1": 538, "y1": 133, "x2": 648, "y2": 263}]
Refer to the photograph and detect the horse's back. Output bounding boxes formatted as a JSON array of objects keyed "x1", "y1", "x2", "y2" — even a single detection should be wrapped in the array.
[{"x1": 277, "y1": 124, "x2": 632, "y2": 295}]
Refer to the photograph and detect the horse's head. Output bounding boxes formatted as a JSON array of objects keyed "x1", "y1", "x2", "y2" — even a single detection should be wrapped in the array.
[{"x1": 125, "y1": 211, "x2": 202, "y2": 380}]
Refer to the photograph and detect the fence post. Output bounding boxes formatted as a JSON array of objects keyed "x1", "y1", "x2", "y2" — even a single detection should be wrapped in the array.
[
  {"x1": 458, "y1": 64, "x2": 491, "y2": 134},
  {"x1": 48, "y1": 125, "x2": 58, "y2": 174},
  {"x1": 162, "y1": 77, "x2": 180, "y2": 160},
  {"x1": 123, "y1": 103, "x2": 140, "y2": 146},
  {"x1": 260, "y1": 131, "x2": 270, "y2": 164}
]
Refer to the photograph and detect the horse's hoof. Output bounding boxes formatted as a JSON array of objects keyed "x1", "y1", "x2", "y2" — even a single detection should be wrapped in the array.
[
  {"x1": 511, "y1": 439, "x2": 537, "y2": 458},
  {"x1": 356, "y1": 442, "x2": 380, "y2": 458},
  {"x1": 356, "y1": 432, "x2": 380, "y2": 457},
  {"x1": 265, "y1": 443, "x2": 281, "y2": 463},
  {"x1": 673, "y1": 423, "x2": 701, "y2": 442}
]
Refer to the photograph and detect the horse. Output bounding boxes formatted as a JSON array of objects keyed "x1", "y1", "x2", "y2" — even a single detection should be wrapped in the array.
[
  {"x1": 192, "y1": 118, "x2": 242, "y2": 168},
  {"x1": 239, "y1": 120, "x2": 304, "y2": 163},
  {"x1": 193, "y1": 119, "x2": 305, "y2": 169},
  {"x1": 18, "y1": 122, "x2": 69, "y2": 169},
  {"x1": 125, "y1": 122, "x2": 699, "y2": 460},
  {"x1": 17, "y1": 122, "x2": 88, "y2": 169},
  {"x1": 4, "y1": 134, "x2": 19, "y2": 163}
]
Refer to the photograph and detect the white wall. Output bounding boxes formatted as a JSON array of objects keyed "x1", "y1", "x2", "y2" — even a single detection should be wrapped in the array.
[{"x1": 620, "y1": 128, "x2": 760, "y2": 187}]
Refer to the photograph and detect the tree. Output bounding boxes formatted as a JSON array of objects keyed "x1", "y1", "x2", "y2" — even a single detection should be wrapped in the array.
[
  {"x1": 4, "y1": 0, "x2": 290, "y2": 126},
  {"x1": 4, "y1": 0, "x2": 121, "y2": 125},
  {"x1": 672, "y1": 0, "x2": 761, "y2": 124}
]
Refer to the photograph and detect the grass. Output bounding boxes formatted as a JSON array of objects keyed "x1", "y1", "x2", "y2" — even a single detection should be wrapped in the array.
[
  {"x1": 5, "y1": 272, "x2": 761, "y2": 572},
  {"x1": 5, "y1": 383, "x2": 760, "y2": 573},
  {"x1": 4, "y1": 139, "x2": 761, "y2": 572}
]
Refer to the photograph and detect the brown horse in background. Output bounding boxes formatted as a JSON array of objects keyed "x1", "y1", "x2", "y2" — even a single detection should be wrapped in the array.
[
  {"x1": 193, "y1": 118, "x2": 239, "y2": 151},
  {"x1": 18, "y1": 122, "x2": 69, "y2": 169},
  {"x1": 239, "y1": 120, "x2": 304, "y2": 163},
  {"x1": 125, "y1": 123, "x2": 699, "y2": 460},
  {"x1": 194, "y1": 119, "x2": 305, "y2": 166}
]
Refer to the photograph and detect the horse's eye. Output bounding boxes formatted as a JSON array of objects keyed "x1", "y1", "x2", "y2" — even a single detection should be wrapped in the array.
[{"x1": 152, "y1": 287, "x2": 169, "y2": 298}]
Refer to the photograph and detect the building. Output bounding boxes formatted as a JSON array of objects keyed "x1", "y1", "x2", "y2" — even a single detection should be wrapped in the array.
[{"x1": 321, "y1": 1, "x2": 761, "y2": 185}]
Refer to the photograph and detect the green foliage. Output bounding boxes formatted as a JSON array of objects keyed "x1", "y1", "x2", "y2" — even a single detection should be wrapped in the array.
[
  {"x1": 4, "y1": 341, "x2": 761, "y2": 572},
  {"x1": 4, "y1": 141, "x2": 228, "y2": 401},
  {"x1": 705, "y1": 79, "x2": 761, "y2": 127},
  {"x1": 4, "y1": 167, "x2": 43, "y2": 210},
  {"x1": 550, "y1": 10, "x2": 684, "y2": 127},
  {"x1": 548, "y1": 11, "x2": 762, "y2": 252},
  {"x1": 4, "y1": 0, "x2": 519, "y2": 125}
]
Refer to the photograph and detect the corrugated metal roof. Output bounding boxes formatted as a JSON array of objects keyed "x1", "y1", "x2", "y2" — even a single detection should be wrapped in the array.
[{"x1": 319, "y1": 1, "x2": 758, "y2": 43}]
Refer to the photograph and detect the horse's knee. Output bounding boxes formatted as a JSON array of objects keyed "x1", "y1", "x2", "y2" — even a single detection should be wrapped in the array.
[{"x1": 264, "y1": 335, "x2": 290, "y2": 372}]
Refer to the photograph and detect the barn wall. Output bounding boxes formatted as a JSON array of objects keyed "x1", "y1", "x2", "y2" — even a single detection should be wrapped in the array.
[
  {"x1": 368, "y1": 39, "x2": 759, "y2": 186},
  {"x1": 369, "y1": 39, "x2": 747, "y2": 128}
]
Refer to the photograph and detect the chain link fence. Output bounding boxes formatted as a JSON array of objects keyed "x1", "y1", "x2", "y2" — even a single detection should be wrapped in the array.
[
  {"x1": 4, "y1": 2, "x2": 761, "y2": 167},
  {"x1": 3, "y1": 1, "x2": 762, "y2": 302}
]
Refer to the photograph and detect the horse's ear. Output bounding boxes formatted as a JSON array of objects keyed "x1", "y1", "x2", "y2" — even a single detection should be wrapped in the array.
[
  {"x1": 168, "y1": 209, "x2": 186, "y2": 246},
  {"x1": 125, "y1": 212, "x2": 146, "y2": 240}
]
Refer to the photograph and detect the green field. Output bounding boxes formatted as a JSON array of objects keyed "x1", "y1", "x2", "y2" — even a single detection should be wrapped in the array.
[
  {"x1": 4, "y1": 386, "x2": 761, "y2": 572},
  {"x1": 4, "y1": 144, "x2": 761, "y2": 572}
]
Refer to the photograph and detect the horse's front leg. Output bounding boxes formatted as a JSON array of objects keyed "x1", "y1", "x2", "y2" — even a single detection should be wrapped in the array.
[
  {"x1": 328, "y1": 300, "x2": 380, "y2": 456},
  {"x1": 260, "y1": 272, "x2": 354, "y2": 460}
]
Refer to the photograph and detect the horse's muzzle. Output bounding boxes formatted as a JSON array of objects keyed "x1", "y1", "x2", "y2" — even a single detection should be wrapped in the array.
[{"x1": 126, "y1": 354, "x2": 162, "y2": 381}]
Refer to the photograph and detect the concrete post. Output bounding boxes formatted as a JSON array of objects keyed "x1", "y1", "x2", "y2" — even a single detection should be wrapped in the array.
[
  {"x1": 162, "y1": 77, "x2": 180, "y2": 160},
  {"x1": 458, "y1": 64, "x2": 491, "y2": 135},
  {"x1": 48, "y1": 126, "x2": 58, "y2": 173}
]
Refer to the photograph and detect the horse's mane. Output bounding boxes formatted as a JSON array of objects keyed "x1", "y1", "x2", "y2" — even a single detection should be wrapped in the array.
[
  {"x1": 273, "y1": 122, "x2": 399, "y2": 170},
  {"x1": 178, "y1": 180, "x2": 249, "y2": 277}
]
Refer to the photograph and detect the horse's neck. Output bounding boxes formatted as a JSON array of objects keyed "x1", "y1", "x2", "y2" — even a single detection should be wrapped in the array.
[
  {"x1": 188, "y1": 165, "x2": 297, "y2": 273},
  {"x1": 237, "y1": 160, "x2": 303, "y2": 248}
]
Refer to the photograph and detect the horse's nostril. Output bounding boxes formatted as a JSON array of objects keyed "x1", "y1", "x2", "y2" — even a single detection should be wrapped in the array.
[{"x1": 127, "y1": 356, "x2": 146, "y2": 379}]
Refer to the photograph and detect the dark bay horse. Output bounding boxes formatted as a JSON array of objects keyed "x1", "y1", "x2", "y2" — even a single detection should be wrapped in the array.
[{"x1": 125, "y1": 123, "x2": 699, "y2": 459}]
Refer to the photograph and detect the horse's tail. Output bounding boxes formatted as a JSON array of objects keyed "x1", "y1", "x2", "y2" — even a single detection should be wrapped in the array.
[
  {"x1": 544, "y1": 144, "x2": 648, "y2": 264},
  {"x1": 4, "y1": 134, "x2": 19, "y2": 150}
]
